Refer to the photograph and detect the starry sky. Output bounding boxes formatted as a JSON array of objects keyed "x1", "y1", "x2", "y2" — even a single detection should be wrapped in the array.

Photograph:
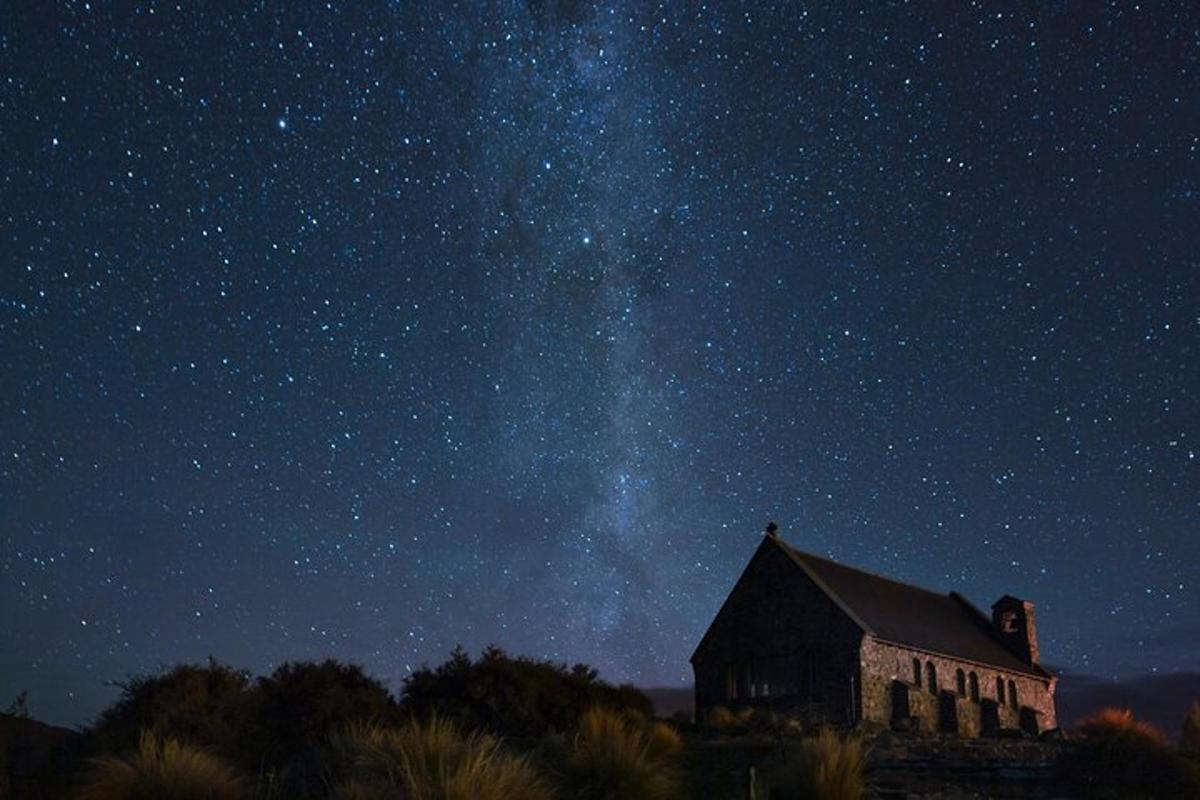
[{"x1": 2, "y1": 2, "x2": 1198, "y2": 727}]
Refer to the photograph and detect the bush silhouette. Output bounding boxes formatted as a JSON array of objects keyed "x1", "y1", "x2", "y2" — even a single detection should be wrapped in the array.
[
  {"x1": 89, "y1": 660, "x2": 255, "y2": 763},
  {"x1": 74, "y1": 731, "x2": 241, "y2": 800},
  {"x1": 252, "y1": 659, "x2": 398, "y2": 794},
  {"x1": 401, "y1": 646, "x2": 652, "y2": 740},
  {"x1": 87, "y1": 657, "x2": 396, "y2": 794},
  {"x1": 255, "y1": 659, "x2": 397, "y2": 758},
  {"x1": 1061, "y1": 707, "x2": 1200, "y2": 799},
  {"x1": 335, "y1": 716, "x2": 555, "y2": 800},
  {"x1": 567, "y1": 706, "x2": 681, "y2": 800}
]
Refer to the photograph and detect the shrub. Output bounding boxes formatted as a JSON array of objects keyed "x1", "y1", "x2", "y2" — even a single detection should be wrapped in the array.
[
  {"x1": 763, "y1": 728, "x2": 866, "y2": 800},
  {"x1": 87, "y1": 658, "x2": 396, "y2": 796},
  {"x1": 707, "y1": 705, "x2": 755, "y2": 732},
  {"x1": 89, "y1": 661, "x2": 254, "y2": 762},
  {"x1": 1061, "y1": 707, "x2": 1200, "y2": 799},
  {"x1": 401, "y1": 646, "x2": 652, "y2": 740},
  {"x1": 1182, "y1": 701, "x2": 1200, "y2": 759},
  {"x1": 74, "y1": 731, "x2": 241, "y2": 800},
  {"x1": 335, "y1": 716, "x2": 555, "y2": 800},
  {"x1": 1077, "y1": 708, "x2": 1168, "y2": 746},
  {"x1": 252, "y1": 659, "x2": 398, "y2": 796},
  {"x1": 707, "y1": 706, "x2": 737, "y2": 729},
  {"x1": 568, "y1": 706, "x2": 681, "y2": 800},
  {"x1": 255, "y1": 660, "x2": 397, "y2": 761}
]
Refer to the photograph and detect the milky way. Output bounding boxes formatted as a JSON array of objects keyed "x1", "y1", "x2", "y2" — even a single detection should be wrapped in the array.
[{"x1": 2, "y1": 2, "x2": 1198, "y2": 726}]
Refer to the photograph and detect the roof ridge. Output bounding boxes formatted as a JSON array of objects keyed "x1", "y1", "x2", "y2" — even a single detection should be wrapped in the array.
[
  {"x1": 772, "y1": 536, "x2": 957, "y2": 602},
  {"x1": 755, "y1": 533, "x2": 1048, "y2": 680}
]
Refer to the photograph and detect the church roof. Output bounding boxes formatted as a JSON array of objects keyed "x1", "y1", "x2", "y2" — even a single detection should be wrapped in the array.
[{"x1": 770, "y1": 535, "x2": 1050, "y2": 678}]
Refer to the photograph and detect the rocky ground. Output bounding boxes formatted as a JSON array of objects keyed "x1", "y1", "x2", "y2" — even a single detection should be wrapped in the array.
[
  {"x1": 867, "y1": 730, "x2": 1074, "y2": 799},
  {"x1": 679, "y1": 726, "x2": 1078, "y2": 800}
]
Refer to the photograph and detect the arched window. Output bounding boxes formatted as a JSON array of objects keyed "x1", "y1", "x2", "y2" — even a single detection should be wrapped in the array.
[
  {"x1": 1008, "y1": 680, "x2": 1018, "y2": 708},
  {"x1": 969, "y1": 672, "x2": 980, "y2": 702},
  {"x1": 955, "y1": 668, "x2": 966, "y2": 696},
  {"x1": 912, "y1": 657, "x2": 921, "y2": 685},
  {"x1": 925, "y1": 661, "x2": 937, "y2": 695},
  {"x1": 997, "y1": 676, "x2": 1006, "y2": 706}
]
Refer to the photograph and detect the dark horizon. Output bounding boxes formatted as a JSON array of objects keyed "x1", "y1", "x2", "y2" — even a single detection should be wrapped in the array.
[{"x1": 2, "y1": 3, "x2": 1197, "y2": 728}]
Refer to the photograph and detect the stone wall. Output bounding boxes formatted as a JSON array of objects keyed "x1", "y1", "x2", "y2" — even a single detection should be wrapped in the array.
[
  {"x1": 859, "y1": 637, "x2": 1057, "y2": 736},
  {"x1": 692, "y1": 537, "x2": 864, "y2": 724}
]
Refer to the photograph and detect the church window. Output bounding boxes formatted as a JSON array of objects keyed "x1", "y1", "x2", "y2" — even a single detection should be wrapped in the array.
[
  {"x1": 997, "y1": 676, "x2": 1006, "y2": 706},
  {"x1": 912, "y1": 657, "x2": 921, "y2": 685},
  {"x1": 955, "y1": 668, "x2": 966, "y2": 696},
  {"x1": 925, "y1": 661, "x2": 937, "y2": 695},
  {"x1": 969, "y1": 672, "x2": 980, "y2": 702},
  {"x1": 1008, "y1": 680, "x2": 1018, "y2": 708}
]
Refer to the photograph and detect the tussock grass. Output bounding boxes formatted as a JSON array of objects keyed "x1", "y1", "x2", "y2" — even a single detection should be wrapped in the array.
[
  {"x1": 1062, "y1": 707, "x2": 1200, "y2": 799},
  {"x1": 1183, "y1": 700, "x2": 1200, "y2": 758},
  {"x1": 645, "y1": 720, "x2": 684, "y2": 761},
  {"x1": 335, "y1": 716, "x2": 555, "y2": 800},
  {"x1": 74, "y1": 731, "x2": 241, "y2": 800},
  {"x1": 762, "y1": 728, "x2": 866, "y2": 800},
  {"x1": 707, "y1": 705, "x2": 755, "y2": 731},
  {"x1": 1077, "y1": 707, "x2": 1167, "y2": 747},
  {"x1": 569, "y1": 706, "x2": 681, "y2": 800}
]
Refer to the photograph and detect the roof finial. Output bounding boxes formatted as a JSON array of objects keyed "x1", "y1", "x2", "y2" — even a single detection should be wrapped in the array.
[{"x1": 765, "y1": 521, "x2": 779, "y2": 538}]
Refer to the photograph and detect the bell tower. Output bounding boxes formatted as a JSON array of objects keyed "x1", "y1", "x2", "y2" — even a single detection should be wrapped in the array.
[{"x1": 991, "y1": 595, "x2": 1040, "y2": 665}]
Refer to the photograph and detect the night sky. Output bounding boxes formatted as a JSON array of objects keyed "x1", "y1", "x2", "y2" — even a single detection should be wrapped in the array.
[{"x1": 2, "y1": 2, "x2": 1198, "y2": 727}]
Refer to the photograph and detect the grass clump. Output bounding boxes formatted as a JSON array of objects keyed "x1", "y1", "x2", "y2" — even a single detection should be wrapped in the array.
[
  {"x1": 1182, "y1": 700, "x2": 1200, "y2": 759},
  {"x1": 568, "y1": 706, "x2": 682, "y2": 800},
  {"x1": 1077, "y1": 707, "x2": 1167, "y2": 746},
  {"x1": 760, "y1": 728, "x2": 866, "y2": 800},
  {"x1": 707, "y1": 705, "x2": 754, "y2": 732},
  {"x1": 336, "y1": 716, "x2": 555, "y2": 800},
  {"x1": 645, "y1": 719, "x2": 684, "y2": 761},
  {"x1": 74, "y1": 731, "x2": 241, "y2": 800},
  {"x1": 1061, "y1": 707, "x2": 1200, "y2": 799}
]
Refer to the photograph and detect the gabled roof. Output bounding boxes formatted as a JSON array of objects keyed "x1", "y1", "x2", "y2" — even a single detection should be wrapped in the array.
[{"x1": 695, "y1": 534, "x2": 1050, "y2": 679}]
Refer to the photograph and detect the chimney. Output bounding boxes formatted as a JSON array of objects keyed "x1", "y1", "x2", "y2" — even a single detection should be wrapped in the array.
[
  {"x1": 991, "y1": 595, "x2": 1040, "y2": 665},
  {"x1": 764, "y1": 521, "x2": 779, "y2": 538}
]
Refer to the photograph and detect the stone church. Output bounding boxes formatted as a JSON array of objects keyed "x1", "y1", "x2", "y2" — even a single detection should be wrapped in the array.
[{"x1": 691, "y1": 526, "x2": 1058, "y2": 736}]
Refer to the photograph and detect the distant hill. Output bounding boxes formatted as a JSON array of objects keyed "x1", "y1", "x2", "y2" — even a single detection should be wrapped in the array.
[
  {"x1": 643, "y1": 670, "x2": 1200, "y2": 736},
  {"x1": 1, "y1": 712, "x2": 82, "y2": 797}
]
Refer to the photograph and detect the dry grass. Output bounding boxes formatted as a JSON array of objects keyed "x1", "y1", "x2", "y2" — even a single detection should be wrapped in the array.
[
  {"x1": 74, "y1": 731, "x2": 241, "y2": 800},
  {"x1": 335, "y1": 716, "x2": 555, "y2": 800},
  {"x1": 1077, "y1": 708, "x2": 1168, "y2": 747},
  {"x1": 645, "y1": 721, "x2": 684, "y2": 761},
  {"x1": 1063, "y1": 707, "x2": 1200, "y2": 799},
  {"x1": 707, "y1": 705, "x2": 755, "y2": 731},
  {"x1": 763, "y1": 728, "x2": 866, "y2": 800},
  {"x1": 569, "y1": 706, "x2": 682, "y2": 800},
  {"x1": 1179, "y1": 701, "x2": 1200, "y2": 757}
]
